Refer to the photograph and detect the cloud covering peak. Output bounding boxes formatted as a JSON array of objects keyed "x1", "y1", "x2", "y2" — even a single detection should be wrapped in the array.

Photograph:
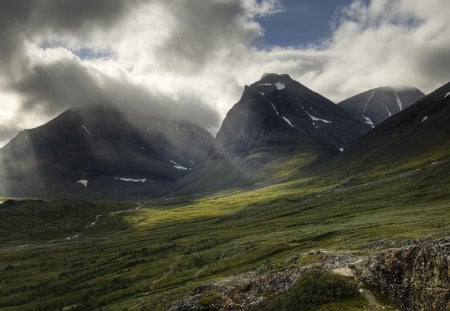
[{"x1": 0, "y1": 0, "x2": 449, "y2": 146}]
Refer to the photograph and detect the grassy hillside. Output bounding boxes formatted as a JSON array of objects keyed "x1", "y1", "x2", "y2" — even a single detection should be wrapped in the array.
[
  {"x1": 0, "y1": 151, "x2": 448, "y2": 310},
  {"x1": 0, "y1": 199, "x2": 136, "y2": 246}
]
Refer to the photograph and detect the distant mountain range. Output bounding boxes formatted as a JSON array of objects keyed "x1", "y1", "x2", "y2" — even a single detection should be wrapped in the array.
[
  {"x1": 0, "y1": 74, "x2": 447, "y2": 197},
  {"x1": 329, "y1": 82, "x2": 450, "y2": 174},
  {"x1": 338, "y1": 86, "x2": 424, "y2": 127}
]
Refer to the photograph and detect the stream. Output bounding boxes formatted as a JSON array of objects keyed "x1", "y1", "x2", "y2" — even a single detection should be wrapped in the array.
[{"x1": 0, "y1": 202, "x2": 143, "y2": 251}]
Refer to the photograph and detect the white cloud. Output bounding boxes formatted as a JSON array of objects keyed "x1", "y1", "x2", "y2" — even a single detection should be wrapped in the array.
[{"x1": 0, "y1": 0, "x2": 449, "y2": 146}]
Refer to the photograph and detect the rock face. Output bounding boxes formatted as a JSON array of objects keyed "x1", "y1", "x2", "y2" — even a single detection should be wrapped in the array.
[
  {"x1": 338, "y1": 86, "x2": 424, "y2": 128},
  {"x1": 359, "y1": 237, "x2": 450, "y2": 311},
  {"x1": 170, "y1": 238, "x2": 450, "y2": 311}
]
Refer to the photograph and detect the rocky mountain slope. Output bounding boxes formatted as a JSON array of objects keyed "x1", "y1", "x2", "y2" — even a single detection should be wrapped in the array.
[
  {"x1": 0, "y1": 104, "x2": 213, "y2": 197},
  {"x1": 215, "y1": 73, "x2": 369, "y2": 157},
  {"x1": 338, "y1": 86, "x2": 424, "y2": 128},
  {"x1": 170, "y1": 74, "x2": 370, "y2": 194},
  {"x1": 327, "y1": 82, "x2": 450, "y2": 174}
]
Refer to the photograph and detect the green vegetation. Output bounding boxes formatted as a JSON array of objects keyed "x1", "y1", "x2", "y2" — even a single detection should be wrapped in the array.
[
  {"x1": 0, "y1": 199, "x2": 134, "y2": 245},
  {"x1": 0, "y1": 151, "x2": 449, "y2": 310},
  {"x1": 254, "y1": 271, "x2": 361, "y2": 311}
]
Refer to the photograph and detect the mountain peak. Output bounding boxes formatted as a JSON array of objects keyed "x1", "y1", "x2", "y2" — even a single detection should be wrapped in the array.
[
  {"x1": 215, "y1": 75, "x2": 369, "y2": 157},
  {"x1": 0, "y1": 104, "x2": 214, "y2": 197},
  {"x1": 244, "y1": 73, "x2": 305, "y2": 99},
  {"x1": 260, "y1": 72, "x2": 292, "y2": 81},
  {"x1": 256, "y1": 73, "x2": 295, "y2": 87},
  {"x1": 338, "y1": 86, "x2": 424, "y2": 127}
]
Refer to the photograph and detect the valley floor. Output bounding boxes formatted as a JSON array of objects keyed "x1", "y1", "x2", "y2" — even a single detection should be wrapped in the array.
[{"x1": 0, "y1": 156, "x2": 449, "y2": 310}]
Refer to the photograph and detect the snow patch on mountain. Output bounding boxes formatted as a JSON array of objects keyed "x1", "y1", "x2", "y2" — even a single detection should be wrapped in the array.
[
  {"x1": 282, "y1": 116, "x2": 294, "y2": 128},
  {"x1": 77, "y1": 180, "x2": 88, "y2": 187},
  {"x1": 81, "y1": 125, "x2": 92, "y2": 136},
  {"x1": 364, "y1": 116, "x2": 375, "y2": 128},
  {"x1": 363, "y1": 90, "x2": 375, "y2": 115},
  {"x1": 393, "y1": 89, "x2": 403, "y2": 111},
  {"x1": 444, "y1": 92, "x2": 450, "y2": 98},
  {"x1": 270, "y1": 103, "x2": 279, "y2": 116},
  {"x1": 339, "y1": 147, "x2": 344, "y2": 152},
  {"x1": 275, "y1": 82, "x2": 286, "y2": 90},
  {"x1": 422, "y1": 116, "x2": 428, "y2": 122},
  {"x1": 114, "y1": 177, "x2": 147, "y2": 183},
  {"x1": 305, "y1": 110, "x2": 332, "y2": 124},
  {"x1": 385, "y1": 106, "x2": 392, "y2": 117},
  {"x1": 259, "y1": 91, "x2": 265, "y2": 95},
  {"x1": 170, "y1": 160, "x2": 188, "y2": 170}
]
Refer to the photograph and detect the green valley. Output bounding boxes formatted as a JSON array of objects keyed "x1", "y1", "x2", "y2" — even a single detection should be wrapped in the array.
[{"x1": 0, "y1": 149, "x2": 448, "y2": 310}]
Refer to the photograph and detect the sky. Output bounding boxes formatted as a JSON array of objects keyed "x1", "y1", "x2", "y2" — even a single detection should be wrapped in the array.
[
  {"x1": 0, "y1": 0, "x2": 449, "y2": 146},
  {"x1": 257, "y1": 0, "x2": 352, "y2": 46}
]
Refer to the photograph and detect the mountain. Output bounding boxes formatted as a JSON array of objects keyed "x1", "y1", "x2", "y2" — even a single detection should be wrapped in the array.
[
  {"x1": 215, "y1": 73, "x2": 369, "y2": 157},
  {"x1": 338, "y1": 86, "x2": 424, "y2": 128},
  {"x1": 0, "y1": 104, "x2": 213, "y2": 197},
  {"x1": 327, "y1": 82, "x2": 450, "y2": 175},
  {"x1": 169, "y1": 74, "x2": 370, "y2": 194}
]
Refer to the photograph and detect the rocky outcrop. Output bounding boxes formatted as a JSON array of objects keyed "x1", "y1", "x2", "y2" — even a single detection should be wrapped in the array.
[
  {"x1": 169, "y1": 251, "x2": 355, "y2": 311},
  {"x1": 170, "y1": 238, "x2": 449, "y2": 311},
  {"x1": 357, "y1": 237, "x2": 450, "y2": 311}
]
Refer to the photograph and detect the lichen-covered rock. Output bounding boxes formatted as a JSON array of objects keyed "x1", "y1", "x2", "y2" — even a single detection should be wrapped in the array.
[{"x1": 358, "y1": 237, "x2": 450, "y2": 311}]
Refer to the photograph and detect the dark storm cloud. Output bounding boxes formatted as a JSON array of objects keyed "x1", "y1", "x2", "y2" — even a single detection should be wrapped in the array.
[
  {"x1": 11, "y1": 57, "x2": 220, "y2": 130},
  {"x1": 0, "y1": 0, "x2": 449, "y2": 146},
  {"x1": 155, "y1": 0, "x2": 254, "y2": 70},
  {"x1": 0, "y1": 0, "x2": 139, "y2": 66},
  {"x1": 13, "y1": 61, "x2": 105, "y2": 114},
  {"x1": 0, "y1": 0, "x2": 221, "y2": 142},
  {"x1": 415, "y1": 47, "x2": 450, "y2": 83},
  {"x1": 0, "y1": 0, "x2": 141, "y2": 82},
  {"x1": 0, "y1": 0, "x2": 138, "y2": 33},
  {"x1": 31, "y1": 0, "x2": 135, "y2": 31}
]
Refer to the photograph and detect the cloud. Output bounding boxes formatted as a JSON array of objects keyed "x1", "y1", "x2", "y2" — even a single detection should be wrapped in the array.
[
  {"x1": 314, "y1": 0, "x2": 450, "y2": 99},
  {"x1": 11, "y1": 47, "x2": 221, "y2": 128},
  {"x1": 0, "y1": 0, "x2": 449, "y2": 147},
  {"x1": 257, "y1": 0, "x2": 450, "y2": 100},
  {"x1": 0, "y1": 0, "x2": 225, "y2": 145}
]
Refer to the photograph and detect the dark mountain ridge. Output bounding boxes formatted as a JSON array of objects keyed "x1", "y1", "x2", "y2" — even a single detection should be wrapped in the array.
[
  {"x1": 338, "y1": 86, "x2": 424, "y2": 128},
  {"x1": 323, "y1": 82, "x2": 450, "y2": 175},
  {"x1": 0, "y1": 104, "x2": 213, "y2": 197}
]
